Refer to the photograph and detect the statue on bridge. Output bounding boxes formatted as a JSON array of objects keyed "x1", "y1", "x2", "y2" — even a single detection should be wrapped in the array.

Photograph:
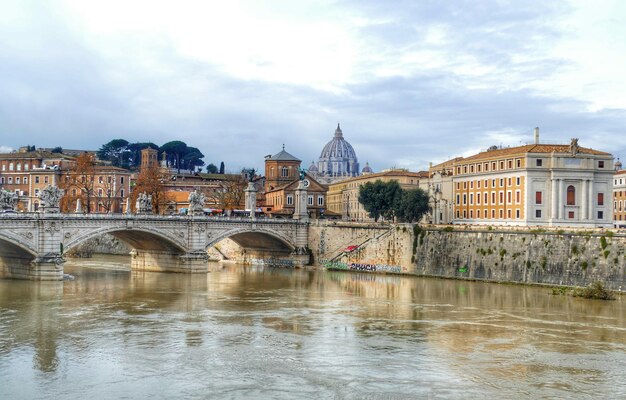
[
  {"x1": 136, "y1": 192, "x2": 153, "y2": 214},
  {"x1": 188, "y1": 190, "x2": 206, "y2": 215},
  {"x1": 40, "y1": 185, "x2": 64, "y2": 213},
  {"x1": 0, "y1": 189, "x2": 18, "y2": 211}
]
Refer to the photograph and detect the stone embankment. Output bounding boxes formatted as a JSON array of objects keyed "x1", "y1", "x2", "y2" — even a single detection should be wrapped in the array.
[{"x1": 309, "y1": 221, "x2": 626, "y2": 291}]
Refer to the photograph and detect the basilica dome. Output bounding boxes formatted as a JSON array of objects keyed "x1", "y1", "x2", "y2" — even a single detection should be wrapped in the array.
[{"x1": 315, "y1": 124, "x2": 359, "y2": 184}]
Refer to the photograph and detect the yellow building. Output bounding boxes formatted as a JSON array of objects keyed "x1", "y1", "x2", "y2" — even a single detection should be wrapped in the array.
[
  {"x1": 452, "y1": 135, "x2": 613, "y2": 227},
  {"x1": 326, "y1": 169, "x2": 429, "y2": 222}
]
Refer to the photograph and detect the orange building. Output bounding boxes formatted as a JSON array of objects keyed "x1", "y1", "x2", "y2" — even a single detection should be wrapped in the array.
[{"x1": 452, "y1": 135, "x2": 613, "y2": 227}]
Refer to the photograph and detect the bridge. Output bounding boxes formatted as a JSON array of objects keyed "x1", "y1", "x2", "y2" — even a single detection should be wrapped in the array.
[{"x1": 0, "y1": 213, "x2": 310, "y2": 280}]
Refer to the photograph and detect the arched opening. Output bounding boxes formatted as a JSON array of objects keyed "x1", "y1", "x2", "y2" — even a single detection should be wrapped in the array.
[
  {"x1": 567, "y1": 185, "x2": 576, "y2": 205},
  {"x1": 207, "y1": 231, "x2": 294, "y2": 266},
  {"x1": 0, "y1": 238, "x2": 38, "y2": 279}
]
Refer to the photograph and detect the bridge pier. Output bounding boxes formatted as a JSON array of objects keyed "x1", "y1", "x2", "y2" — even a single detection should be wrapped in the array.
[{"x1": 130, "y1": 250, "x2": 209, "y2": 273}]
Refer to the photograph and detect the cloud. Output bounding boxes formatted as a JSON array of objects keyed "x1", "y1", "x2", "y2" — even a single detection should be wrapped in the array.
[{"x1": 0, "y1": 0, "x2": 625, "y2": 175}]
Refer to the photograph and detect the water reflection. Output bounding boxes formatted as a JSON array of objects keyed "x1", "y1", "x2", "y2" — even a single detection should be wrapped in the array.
[{"x1": 0, "y1": 257, "x2": 625, "y2": 399}]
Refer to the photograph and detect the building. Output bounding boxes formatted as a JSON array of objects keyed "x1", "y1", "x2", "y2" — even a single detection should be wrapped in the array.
[
  {"x1": 0, "y1": 149, "x2": 75, "y2": 211},
  {"x1": 326, "y1": 169, "x2": 429, "y2": 222},
  {"x1": 308, "y1": 124, "x2": 361, "y2": 184},
  {"x1": 263, "y1": 146, "x2": 327, "y2": 218},
  {"x1": 428, "y1": 157, "x2": 462, "y2": 224},
  {"x1": 613, "y1": 160, "x2": 626, "y2": 227},
  {"x1": 451, "y1": 132, "x2": 613, "y2": 227}
]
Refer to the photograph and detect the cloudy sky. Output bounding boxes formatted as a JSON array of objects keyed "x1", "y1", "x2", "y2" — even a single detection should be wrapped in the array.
[{"x1": 1, "y1": 0, "x2": 626, "y2": 172}]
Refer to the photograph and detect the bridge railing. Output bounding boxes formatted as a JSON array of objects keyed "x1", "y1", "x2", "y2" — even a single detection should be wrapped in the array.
[{"x1": 0, "y1": 212, "x2": 305, "y2": 225}]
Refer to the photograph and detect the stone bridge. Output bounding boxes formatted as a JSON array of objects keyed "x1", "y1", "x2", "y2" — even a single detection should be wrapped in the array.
[{"x1": 0, "y1": 213, "x2": 310, "y2": 280}]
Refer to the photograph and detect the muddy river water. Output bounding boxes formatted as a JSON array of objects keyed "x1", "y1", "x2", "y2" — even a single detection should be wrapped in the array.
[{"x1": 1, "y1": 256, "x2": 625, "y2": 399}]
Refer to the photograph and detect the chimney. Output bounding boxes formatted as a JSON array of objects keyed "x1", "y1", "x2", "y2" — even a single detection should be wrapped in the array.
[{"x1": 534, "y1": 127, "x2": 540, "y2": 144}]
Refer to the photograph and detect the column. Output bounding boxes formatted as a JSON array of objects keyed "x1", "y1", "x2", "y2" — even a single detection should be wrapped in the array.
[
  {"x1": 244, "y1": 182, "x2": 257, "y2": 220},
  {"x1": 588, "y1": 180, "x2": 594, "y2": 221},
  {"x1": 558, "y1": 179, "x2": 564, "y2": 220},
  {"x1": 581, "y1": 179, "x2": 588, "y2": 220},
  {"x1": 551, "y1": 178, "x2": 558, "y2": 220},
  {"x1": 294, "y1": 181, "x2": 308, "y2": 221}
]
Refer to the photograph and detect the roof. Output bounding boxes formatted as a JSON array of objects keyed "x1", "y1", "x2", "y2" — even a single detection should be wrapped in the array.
[
  {"x1": 615, "y1": 169, "x2": 626, "y2": 176},
  {"x1": 430, "y1": 157, "x2": 463, "y2": 170},
  {"x1": 265, "y1": 173, "x2": 327, "y2": 194},
  {"x1": 0, "y1": 151, "x2": 68, "y2": 160},
  {"x1": 267, "y1": 148, "x2": 301, "y2": 162},
  {"x1": 461, "y1": 143, "x2": 610, "y2": 162}
]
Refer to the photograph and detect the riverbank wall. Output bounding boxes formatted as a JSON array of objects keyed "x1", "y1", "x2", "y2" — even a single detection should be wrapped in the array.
[{"x1": 309, "y1": 222, "x2": 626, "y2": 291}]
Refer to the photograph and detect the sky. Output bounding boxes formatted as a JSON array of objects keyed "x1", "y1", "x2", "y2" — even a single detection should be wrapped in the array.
[{"x1": 1, "y1": 0, "x2": 626, "y2": 173}]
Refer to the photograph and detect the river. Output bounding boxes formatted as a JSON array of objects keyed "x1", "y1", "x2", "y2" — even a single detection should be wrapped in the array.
[{"x1": 1, "y1": 256, "x2": 625, "y2": 399}]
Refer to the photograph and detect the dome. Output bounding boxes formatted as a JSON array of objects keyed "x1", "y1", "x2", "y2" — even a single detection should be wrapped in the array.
[
  {"x1": 315, "y1": 124, "x2": 360, "y2": 184},
  {"x1": 319, "y1": 124, "x2": 358, "y2": 161},
  {"x1": 362, "y1": 162, "x2": 373, "y2": 174},
  {"x1": 308, "y1": 161, "x2": 318, "y2": 173}
]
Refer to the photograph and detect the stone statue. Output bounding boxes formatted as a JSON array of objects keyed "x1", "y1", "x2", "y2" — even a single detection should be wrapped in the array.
[
  {"x1": 569, "y1": 138, "x2": 579, "y2": 156},
  {"x1": 136, "y1": 192, "x2": 153, "y2": 213},
  {"x1": 188, "y1": 190, "x2": 206, "y2": 213},
  {"x1": 298, "y1": 167, "x2": 306, "y2": 181},
  {"x1": 0, "y1": 189, "x2": 18, "y2": 211},
  {"x1": 40, "y1": 185, "x2": 64, "y2": 209},
  {"x1": 248, "y1": 168, "x2": 255, "y2": 182}
]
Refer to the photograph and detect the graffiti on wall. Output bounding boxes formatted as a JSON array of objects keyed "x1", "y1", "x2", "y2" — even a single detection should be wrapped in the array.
[{"x1": 321, "y1": 260, "x2": 401, "y2": 274}]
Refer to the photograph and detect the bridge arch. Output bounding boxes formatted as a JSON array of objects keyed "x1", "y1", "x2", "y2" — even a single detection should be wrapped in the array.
[
  {"x1": 206, "y1": 227, "x2": 295, "y2": 253},
  {"x1": 0, "y1": 233, "x2": 39, "y2": 279},
  {"x1": 63, "y1": 226, "x2": 188, "y2": 254}
]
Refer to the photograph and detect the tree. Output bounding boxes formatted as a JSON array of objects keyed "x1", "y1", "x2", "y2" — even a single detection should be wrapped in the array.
[
  {"x1": 60, "y1": 153, "x2": 97, "y2": 213},
  {"x1": 219, "y1": 161, "x2": 225, "y2": 174},
  {"x1": 206, "y1": 163, "x2": 218, "y2": 174},
  {"x1": 160, "y1": 141, "x2": 188, "y2": 173},
  {"x1": 358, "y1": 180, "x2": 402, "y2": 222},
  {"x1": 207, "y1": 175, "x2": 246, "y2": 211},
  {"x1": 182, "y1": 146, "x2": 205, "y2": 171},
  {"x1": 97, "y1": 139, "x2": 130, "y2": 167},
  {"x1": 131, "y1": 163, "x2": 168, "y2": 214},
  {"x1": 51, "y1": 146, "x2": 63, "y2": 154},
  {"x1": 394, "y1": 188, "x2": 430, "y2": 223}
]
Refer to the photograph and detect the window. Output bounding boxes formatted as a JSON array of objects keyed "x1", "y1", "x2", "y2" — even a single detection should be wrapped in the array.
[
  {"x1": 499, "y1": 192, "x2": 504, "y2": 204},
  {"x1": 470, "y1": 181, "x2": 473, "y2": 189},
  {"x1": 499, "y1": 209, "x2": 504, "y2": 218},
  {"x1": 536, "y1": 209, "x2": 542, "y2": 218},
  {"x1": 492, "y1": 209, "x2": 496, "y2": 218},
  {"x1": 121, "y1": 177, "x2": 124, "y2": 184},
  {"x1": 500, "y1": 161, "x2": 505, "y2": 169},
  {"x1": 44, "y1": 176, "x2": 49, "y2": 184},
  {"x1": 598, "y1": 193, "x2": 604, "y2": 206},
  {"x1": 508, "y1": 160, "x2": 512, "y2": 168},
  {"x1": 9, "y1": 163, "x2": 13, "y2": 171},
  {"x1": 492, "y1": 162, "x2": 496, "y2": 170},
  {"x1": 508, "y1": 178, "x2": 512, "y2": 186},
  {"x1": 287, "y1": 195, "x2": 293, "y2": 205},
  {"x1": 598, "y1": 211, "x2": 604, "y2": 219},
  {"x1": 456, "y1": 194, "x2": 460, "y2": 205},
  {"x1": 492, "y1": 179, "x2": 496, "y2": 188},
  {"x1": 507, "y1": 209, "x2": 512, "y2": 218},
  {"x1": 484, "y1": 163, "x2": 489, "y2": 171},
  {"x1": 98, "y1": 189, "x2": 103, "y2": 196},
  {"x1": 24, "y1": 178, "x2": 27, "y2": 184},
  {"x1": 463, "y1": 182, "x2": 467, "y2": 189},
  {"x1": 470, "y1": 210, "x2": 473, "y2": 218},
  {"x1": 484, "y1": 193, "x2": 488, "y2": 204},
  {"x1": 536, "y1": 159, "x2": 543, "y2": 167},
  {"x1": 317, "y1": 196, "x2": 324, "y2": 206},
  {"x1": 16, "y1": 178, "x2": 20, "y2": 184},
  {"x1": 35, "y1": 189, "x2": 40, "y2": 196},
  {"x1": 107, "y1": 176, "x2": 112, "y2": 183},
  {"x1": 477, "y1": 181, "x2": 481, "y2": 189},
  {"x1": 308, "y1": 195, "x2": 313, "y2": 205},
  {"x1": 568, "y1": 211, "x2": 575, "y2": 219},
  {"x1": 516, "y1": 210, "x2": 520, "y2": 218},
  {"x1": 456, "y1": 182, "x2": 460, "y2": 190},
  {"x1": 24, "y1": 164, "x2": 29, "y2": 171},
  {"x1": 463, "y1": 194, "x2": 467, "y2": 205},
  {"x1": 507, "y1": 191, "x2": 512, "y2": 203},
  {"x1": 281, "y1": 167, "x2": 288, "y2": 177},
  {"x1": 516, "y1": 177, "x2": 520, "y2": 185},
  {"x1": 72, "y1": 189, "x2": 76, "y2": 196},
  {"x1": 470, "y1": 165, "x2": 474, "y2": 173},
  {"x1": 491, "y1": 192, "x2": 496, "y2": 204},
  {"x1": 8, "y1": 177, "x2": 13, "y2": 184},
  {"x1": 477, "y1": 209, "x2": 481, "y2": 218},
  {"x1": 469, "y1": 193, "x2": 474, "y2": 205},
  {"x1": 16, "y1": 163, "x2": 21, "y2": 171},
  {"x1": 99, "y1": 176, "x2": 103, "y2": 184},
  {"x1": 598, "y1": 161, "x2": 605, "y2": 168},
  {"x1": 120, "y1": 189, "x2": 125, "y2": 198},
  {"x1": 516, "y1": 159, "x2": 521, "y2": 168},
  {"x1": 500, "y1": 178, "x2": 504, "y2": 187},
  {"x1": 516, "y1": 191, "x2": 520, "y2": 203},
  {"x1": 477, "y1": 193, "x2": 481, "y2": 205},
  {"x1": 567, "y1": 185, "x2": 575, "y2": 205}
]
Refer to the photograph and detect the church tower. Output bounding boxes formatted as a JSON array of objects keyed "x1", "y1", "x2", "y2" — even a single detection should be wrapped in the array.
[{"x1": 264, "y1": 145, "x2": 302, "y2": 191}]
